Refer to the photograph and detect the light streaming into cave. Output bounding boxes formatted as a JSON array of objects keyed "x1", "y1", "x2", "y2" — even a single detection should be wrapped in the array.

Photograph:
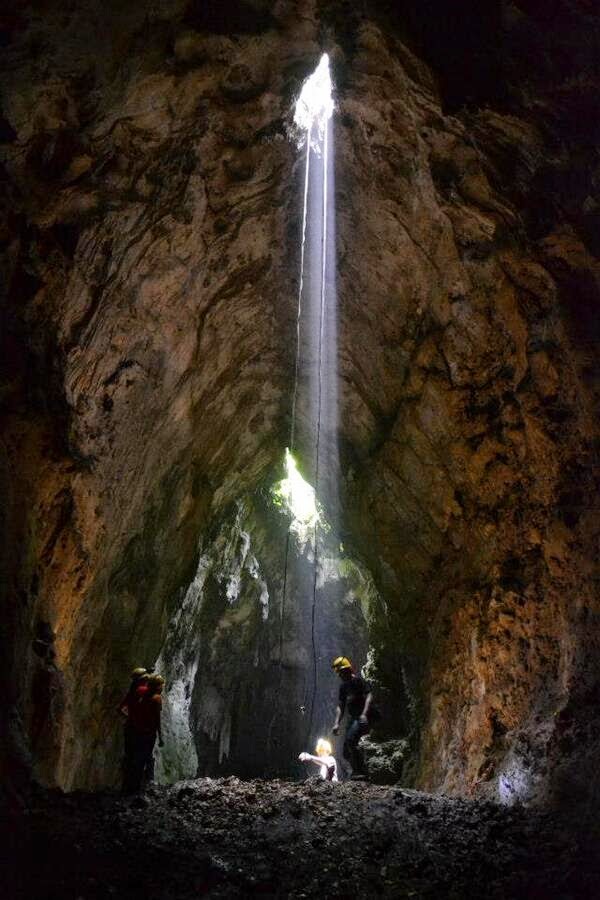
[
  {"x1": 280, "y1": 53, "x2": 342, "y2": 745},
  {"x1": 293, "y1": 53, "x2": 334, "y2": 142},
  {"x1": 289, "y1": 52, "x2": 339, "y2": 511},
  {"x1": 153, "y1": 53, "x2": 369, "y2": 785},
  {"x1": 274, "y1": 448, "x2": 321, "y2": 541}
]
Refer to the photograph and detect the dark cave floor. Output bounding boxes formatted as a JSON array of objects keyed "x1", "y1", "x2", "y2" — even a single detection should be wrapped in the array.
[{"x1": 4, "y1": 778, "x2": 600, "y2": 899}]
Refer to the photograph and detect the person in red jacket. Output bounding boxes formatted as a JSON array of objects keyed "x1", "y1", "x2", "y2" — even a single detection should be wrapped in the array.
[
  {"x1": 134, "y1": 674, "x2": 164, "y2": 786},
  {"x1": 118, "y1": 668, "x2": 149, "y2": 717},
  {"x1": 119, "y1": 667, "x2": 154, "y2": 793},
  {"x1": 119, "y1": 668, "x2": 148, "y2": 789}
]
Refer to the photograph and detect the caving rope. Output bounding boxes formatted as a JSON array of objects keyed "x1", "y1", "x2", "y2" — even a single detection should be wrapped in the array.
[
  {"x1": 267, "y1": 116, "x2": 328, "y2": 755},
  {"x1": 307, "y1": 113, "x2": 329, "y2": 739},
  {"x1": 266, "y1": 126, "x2": 311, "y2": 756}
]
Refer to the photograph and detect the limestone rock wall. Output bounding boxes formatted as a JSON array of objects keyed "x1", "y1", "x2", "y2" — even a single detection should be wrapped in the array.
[
  {"x1": 1, "y1": 1, "x2": 598, "y2": 804},
  {"x1": 330, "y1": 4, "x2": 599, "y2": 803},
  {"x1": 1, "y1": 0, "x2": 305, "y2": 789},
  {"x1": 154, "y1": 494, "x2": 373, "y2": 783}
]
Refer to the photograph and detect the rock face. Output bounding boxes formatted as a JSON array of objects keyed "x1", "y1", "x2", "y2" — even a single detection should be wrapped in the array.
[
  {"x1": 154, "y1": 494, "x2": 373, "y2": 783},
  {"x1": 12, "y1": 779, "x2": 600, "y2": 899},
  {"x1": 2, "y1": 0, "x2": 302, "y2": 789},
  {"x1": 329, "y1": 2, "x2": 600, "y2": 805},
  {"x1": 1, "y1": 1, "x2": 598, "y2": 806}
]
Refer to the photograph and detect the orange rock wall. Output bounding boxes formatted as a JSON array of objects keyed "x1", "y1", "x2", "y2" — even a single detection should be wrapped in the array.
[{"x1": 1, "y1": 1, "x2": 598, "y2": 802}]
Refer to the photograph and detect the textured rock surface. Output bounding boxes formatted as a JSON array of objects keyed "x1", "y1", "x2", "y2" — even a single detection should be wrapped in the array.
[
  {"x1": 1, "y1": 0, "x2": 599, "y2": 807},
  {"x1": 329, "y1": 6, "x2": 600, "y2": 805},
  {"x1": 7, "y1": 779, "x2": 600, "y2": 899},
  {"x1": 1, "y1": 0, "x2": 304, "y2": 789},
  {"x1": 154, "y1": 494, "x2": 373, "y2": 783}
]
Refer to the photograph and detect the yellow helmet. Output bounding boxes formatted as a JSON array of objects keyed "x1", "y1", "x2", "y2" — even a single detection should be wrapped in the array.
[
  {"x1": 131, "y1": 667, "x2": 147, "y2": 678},
  {"x1": 147, "y1": 674, "x2": 165, "y2": 688},
  {"x1": 332, "y1": 656, "x2": 352, "y2": 673}
]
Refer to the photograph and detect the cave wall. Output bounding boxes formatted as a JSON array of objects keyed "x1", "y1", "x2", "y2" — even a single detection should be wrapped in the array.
[
  {"x1": 1, "y1": 0, "x2": 598, "y2": 803},
  {"x1": 329, "y1": 6, "x2": 599, "y2": 802},
  {"x1": 1, "y1": 0, "x2": 305, "y2": 789},
  {"x1": 329, "y1": 1, "x2": 600, "y2": 803},
  {"x1": 154, "y1": 492, "x2": 373, "y2": 784}
]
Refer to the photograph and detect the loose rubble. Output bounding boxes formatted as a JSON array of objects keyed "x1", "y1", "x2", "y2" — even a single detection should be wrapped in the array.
[{"x1": 6, "y1": 777, "x2": 599, "y2": 898}]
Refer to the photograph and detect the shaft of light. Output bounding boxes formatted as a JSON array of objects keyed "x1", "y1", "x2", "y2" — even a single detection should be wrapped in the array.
[
  {"x1": 293, "y1": 54, "x2": 339, "y2": 744},
  {"x1": 290, "y1": 128, "x2": 311, "y2": 453},
  {"x1": 293, "y1": 53, "x2": 334, "y2": 141},
  {"x1": 314, "y1": 107, "x2": 328, "y2": 491}
]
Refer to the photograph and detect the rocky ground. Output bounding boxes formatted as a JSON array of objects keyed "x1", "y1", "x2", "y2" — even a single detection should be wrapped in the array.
[{"x1": 5, "y1": 777, "x2": 599, "y2": 899}]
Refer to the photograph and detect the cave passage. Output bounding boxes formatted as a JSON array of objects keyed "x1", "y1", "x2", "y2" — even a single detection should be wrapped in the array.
[
  {"x1": 152, "y1": 56, "x2": 375, "y2": 783},
  {"x1": 284, "y1": 51, "x2": 339, "y2": 749}
]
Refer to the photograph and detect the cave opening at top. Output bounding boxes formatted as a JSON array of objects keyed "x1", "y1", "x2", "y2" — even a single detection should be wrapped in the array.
[{"x1": 152, "y1": 54, "x2": 378, "y2": 783}]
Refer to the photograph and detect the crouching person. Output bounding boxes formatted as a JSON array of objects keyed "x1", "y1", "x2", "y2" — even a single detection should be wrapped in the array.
[{"x1": 299, "y1": 738, "x2": 338, "y2": 781}]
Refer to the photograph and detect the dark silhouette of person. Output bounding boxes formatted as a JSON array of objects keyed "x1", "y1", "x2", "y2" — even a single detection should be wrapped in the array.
[
  {"x1": 138, "y1": 674, "x2": 164, "y2": 785},
  {"x1": 121, "y1": 673, "x2": 164, "y2": 792},
  {"x1": 331, "y1": 656, "x2": 373, "y2": 779},
  {"x1": 119, "y1": 667, "x2": 149, "y2": 793}
]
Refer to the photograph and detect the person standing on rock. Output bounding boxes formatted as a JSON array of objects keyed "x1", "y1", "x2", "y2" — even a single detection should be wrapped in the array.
[
  {"x1": 140, "y1": 674, "x2": 165, "y2": 786},
  {"x1": 331, "y1": 656, "x2": 373, "y2": 780},
  {"x1": 119, "y1": 667, "x2": 149, "y2": 793},
  {"x1": 119, "y1": 670, "x2": 164, "y2": 792}
]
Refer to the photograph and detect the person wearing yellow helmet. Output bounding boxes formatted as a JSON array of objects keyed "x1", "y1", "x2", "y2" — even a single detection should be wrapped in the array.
[
  {"x1": 332, "y1": 656, "x2": 352, "y2": 674},
  {"x1": 131, "y1": 666, "x2": 148, "y2": 678},
  {"x1": 119, "y1": 667, "x2": 150, "y2": 793},
  {"x1": 119, "y1": 668, "x2": 165, "y2": 793},
  {"x1": 331, "y1": 656, "x2": 373, "y2": 779}
]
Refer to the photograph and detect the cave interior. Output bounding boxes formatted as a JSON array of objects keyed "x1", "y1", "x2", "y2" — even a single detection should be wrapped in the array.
[{"x1": 1, "y1": 0, "x2": 599, "y2": 851}]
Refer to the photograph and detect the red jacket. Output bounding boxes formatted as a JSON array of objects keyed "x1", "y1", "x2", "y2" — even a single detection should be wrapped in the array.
[
  {"x1": 119, "y1": 683, "x2": 148, "y2": 715},
  {"x1": 129, "y1": 691, "x2": 162, "y2": 736}
]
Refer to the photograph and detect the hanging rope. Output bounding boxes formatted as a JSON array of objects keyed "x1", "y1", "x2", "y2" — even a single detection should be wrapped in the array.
[
  {"x1": 269, "y1": 110, "x2": 330, "y2": 754},
  {"x1": 267, "y1": 129, "x2": 311, "y2": 755},
  {"x1": 307, "y1": 116, "x2": 329, "y2": 740}
]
